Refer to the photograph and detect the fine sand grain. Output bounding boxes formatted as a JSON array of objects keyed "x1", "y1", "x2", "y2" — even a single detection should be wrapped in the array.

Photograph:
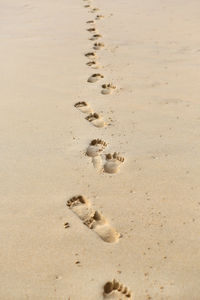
[{"x1": 0, "y1": 0, "x2": 200, "y2": 299}]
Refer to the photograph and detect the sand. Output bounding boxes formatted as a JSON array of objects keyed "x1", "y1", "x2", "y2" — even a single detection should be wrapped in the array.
[{"x1": 0, "y1": 0, "x2": 200, "y2": 299}]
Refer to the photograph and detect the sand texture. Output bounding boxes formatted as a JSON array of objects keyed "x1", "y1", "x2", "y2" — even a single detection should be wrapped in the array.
[{"x1": 0, "y1": 0, "x2": 200, "y2": 299}]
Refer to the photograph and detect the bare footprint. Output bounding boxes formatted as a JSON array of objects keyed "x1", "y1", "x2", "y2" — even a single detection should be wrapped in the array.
[
  {"x1": 104, "y1": 153, "x2": 125, "y2": 174},
  {"x1": 90, "y1": 8, "x2": 100, "y2": 13},
  {"x1": 87, "y1": 27, "x2": 97, "y2": 33},
  {"x1": 75, "y1": 103, "x2": 105, "y2": 127},
  {"x1": 86, "y1": 139, "x2": 107, "y2": 157},
  {"x1": 84, "y1": 4, "x2": 90, "y2": 8},
  {"x1": 85, "y1": 52, "x2": 97, "y2": 59},
  {"x1": 96, "y1": 14, "x2": 104, "y2": 20},
  {"x1": 86, "y1": 139, "x2": 107, "y2": 170},
  {"x1": 67, "y1": 196, "x2": 120, "y2": 243},
  {"x1": 86, "y1": 61, "x2": 96, "y2": 67},
  {"x1": 93, "y1": 42, "x2": 105, "y2": 50},
  {"x1": 88, "y1": 73, "x2": 104, "y2": 83},
  {"x1": 103, "y1": 279, "x2": 132, "y2": 299},
  {"x1": 74, "y1": 101, "x2": 93, "y2": 114},
  {"x1": 101, "y1": 83, "x2": 116, "y2": 95},
  {"x1": 67, "y1": 195, "x2": 92, "y2": 221},
  {"x1": 86, "y1": 61, "x2": 101, "y2": 69},
  {"x1": 85, "y1": 113, "x2": 106, "y2": 128},
  {"x1": 89, "y1": 34, "x2": 102, "y2": 41},
  {"x1": 86, "y1": 20, "x2": 95, "y2": 24}
]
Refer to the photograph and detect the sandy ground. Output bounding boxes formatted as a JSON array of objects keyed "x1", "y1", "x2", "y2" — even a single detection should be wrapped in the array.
[{"x1": 0, "y1": 0, "x2": 200, "y2": 299}]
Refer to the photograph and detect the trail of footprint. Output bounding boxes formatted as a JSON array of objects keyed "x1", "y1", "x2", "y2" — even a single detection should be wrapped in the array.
[
  {"x1": 103, "y1": 153, "x2": 125, "y2": 174},
  {"x1": 103, "y1": 279, "x2": 132, "y2": 299},
  {"x1": 67, "y1": 196, "x2": 120, "y2": 243},
  {"x1": 101, "y1": 83, "x2": 116, "y2": 95},
  {"x1": 78, "y1": 1, "x2": 128, "y2": 296},
  {"x1": 74, "y1": 102, "x2": 106, "y2": 128}
]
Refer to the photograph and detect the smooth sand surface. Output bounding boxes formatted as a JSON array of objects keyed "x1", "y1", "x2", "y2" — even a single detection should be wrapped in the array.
[{"x1": 0, "y1": 0, "x2": 200, "y2": 299}]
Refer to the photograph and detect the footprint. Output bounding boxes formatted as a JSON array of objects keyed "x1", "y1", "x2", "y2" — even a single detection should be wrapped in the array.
[
  {"x1": 67, "y1": 195, "x2": 92, "y2": 221},
  {"x1": 84, "y1": 4, "x2": 90, "y2": 8},
  {"x1": 74, "y1": 101, "x2": 93, "y2": 114},
  {"x1": 85, "y1": 52, "x2": 97, "y2": 59},
  {"x1": 104, "y1": 153, "x2": 125, "y2": 174},
  {"x1": 90, "y1": 8, "x2": 100, "y2": 13},
  {"x1": 87, "y1": 27, "x2": 97, "y2": 33},
  {"x1": 89, "y1": 34, "x2": 102, "y2": 41},
  {"x1": 86, "y1": 139, "x2": 107, "y2": 157},
  {"x1": 75, "y1": 103, "x2": 105, "y2": 127},
  {"x1": 103, "y1": 279, "x2": 132, "y2": 299},
  {"x1": 85, "y1": 113, "x2": 106, "y2": 128},
  {"x1": 93, "y1": 42, "x2": 105, "y2": 50},
  {"x1": 64, "y1": 222, "x2": 70, "y2": 229},
  {"x1": 86, "y1": 20, "x2": 95, "y2": 24},
  {"x1": 88, "y1": 73, "x2": 104, "y2": 83},
  {"x1": 86, "y1": 61, "x2": 100, "y2": 69},
  {"x1": 67, "y1": 196, "x2": 120, "y2": 243},
  {"x1": 96, "y1": 14, "x2": 104, "y2": 20},
  {"x1": 101, "y1": 83, "x2": 116, "y2": 95}
]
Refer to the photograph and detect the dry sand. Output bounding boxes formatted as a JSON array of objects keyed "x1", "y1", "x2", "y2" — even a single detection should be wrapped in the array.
[{"x1": 0, "y1": 0, "x2": 200, "y2": 299}]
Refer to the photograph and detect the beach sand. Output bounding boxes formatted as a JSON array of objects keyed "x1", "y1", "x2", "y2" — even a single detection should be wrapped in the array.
[{"x1": 0, "y1": 0, "x2": 200, "y2": 299}]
